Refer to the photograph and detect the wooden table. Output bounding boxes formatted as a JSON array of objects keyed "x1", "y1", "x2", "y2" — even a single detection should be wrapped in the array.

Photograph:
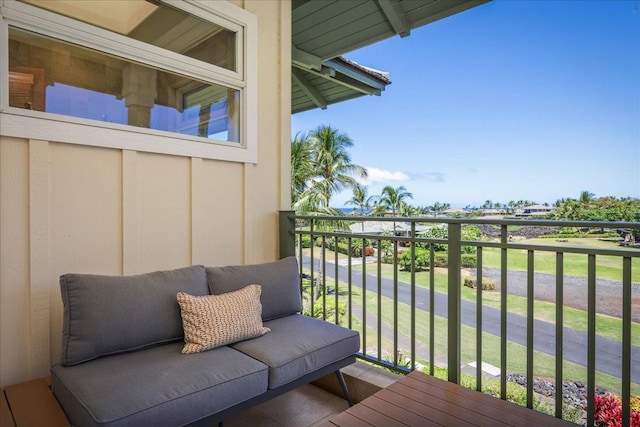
[{"x1": 323, "y1": 370, "x2": 577, "y2": 426}]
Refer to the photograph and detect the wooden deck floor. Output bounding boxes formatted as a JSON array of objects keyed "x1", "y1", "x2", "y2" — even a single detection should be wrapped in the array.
[
  {"x1": 1, "y1": 378, "x2": 70, "y2": 427},
  {"x1": 322, "y1": 370, "x2": 578, "y2": 427}
]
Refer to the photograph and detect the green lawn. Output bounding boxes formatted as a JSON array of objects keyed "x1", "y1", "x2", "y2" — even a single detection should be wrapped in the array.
[
  {"x1": 362, "y1": 263, "x2": 640, "y2": 346},
  {"x1": 349, "y1": 290, "x2": 640, "y2": 395},
  {"x1": 481, "y1": 238, "x2": 640, "y2": 283},
  {"x1": 302, "y1": 237, "x2": 640, "y2": 409},
  {"x1": 303, "y1": 264, "x2": 639, "y2": 396}
]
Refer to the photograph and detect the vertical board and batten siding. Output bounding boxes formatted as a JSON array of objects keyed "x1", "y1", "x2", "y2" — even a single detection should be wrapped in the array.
[
  {"x1": 0, "y1": 137, "x2": 31, "y2": 387},
  {"x1": 0, "y1": 0, "x2": 292, "y2": 387}
]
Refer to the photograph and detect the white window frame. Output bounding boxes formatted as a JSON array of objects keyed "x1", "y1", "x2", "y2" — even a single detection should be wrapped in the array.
[{"x1": 0, "y1": 0, "x2": 258, "y2": 163}]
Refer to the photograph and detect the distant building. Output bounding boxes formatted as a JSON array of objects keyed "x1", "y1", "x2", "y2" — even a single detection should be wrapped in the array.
[
  {"x1": 348, "y1": 221, "x2": 434, "y2": 237},
  {"x1": 481, "y1": 208, "x2": 507, "y2": 216},
  {"x1": 443, "y1": 207, "x2": 468, "y2": 216},
  {"x1": 515, "y1": 204, "x2": 554, "y2": 217}
]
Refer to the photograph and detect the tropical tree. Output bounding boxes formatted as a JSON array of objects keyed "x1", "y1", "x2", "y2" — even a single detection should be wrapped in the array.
[
  {"x1": 554, "y1": 195, "x2": 640, "y2": 223},
  {"x1": 369, "y1": 200, "x2": 388, "y2": 217},
  {"x1": 579, "y1": 190, "x2": 596, "y2": 204},
  {"x1": 379, "y1": 185, "x2": 413, "y2": 217},
  {"x1": 345, "y1": 183, "x2": 376, "y2": 215},
  {"x1": 399, "y1": 201, "x2": 420, "y2": 217},
  {"x1": 309, "y1": 125, "x2": 367, "y2": 198},
  {"x1": 291, "y1": 132, "x2": 314, "y2": 205},
  {"x1": 379, "y1": 185, "x2": 413, "y2": 239},
  {"x1": 291, "y1": 125, "x2": 367, "y2": 215},
  {"x1": 293, "y1": 184, "x2": 343, "y2": 216},
  {"x1": 427, "y1": 201, "x2": 450, "y2": 217}
]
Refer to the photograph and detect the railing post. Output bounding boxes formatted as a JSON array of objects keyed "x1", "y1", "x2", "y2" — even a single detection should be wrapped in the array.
[
  {"x1": 447, "y1": 222, "x2": 461, "y2": 384},
  {"x1": 278, "y1": 210, "x2": 296, "y2": 259}
]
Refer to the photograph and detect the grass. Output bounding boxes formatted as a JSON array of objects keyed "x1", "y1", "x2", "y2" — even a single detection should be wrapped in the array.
[
  {"x1": 307, "y1": 269, "x2": 638, "y2": 395},
  {"x1": 358, "y1": 263, "x2": 640, "y2": 346},
  {"x1": 350, "y1": 289, "x2": 640, "y2": 396},
  {"x1": 481, "y1": 238, "x2": 640, "y2": 283},
  {"x1": 301, "y1": 236, "x2": 639, "y2": 420}
]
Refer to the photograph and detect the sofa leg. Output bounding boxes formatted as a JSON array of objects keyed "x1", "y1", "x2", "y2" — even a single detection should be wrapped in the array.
[
  {"x1": 335, "y1": 370, "x2": 353, "y2": 407},
  {"x1": 218, "y1": 422, "x2": 223, "y2": 427}
]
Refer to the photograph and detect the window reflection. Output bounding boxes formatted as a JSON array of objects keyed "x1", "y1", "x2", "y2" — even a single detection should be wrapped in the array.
[
  {"x1": 19, "y1": 0, "x2": 237, "y2": 72},
  {"x1": 9, "y1": 27, "x2": 240, "y2": 143}
]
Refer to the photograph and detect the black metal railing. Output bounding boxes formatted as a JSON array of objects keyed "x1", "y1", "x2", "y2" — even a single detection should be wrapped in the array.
[{"x1": 279, "y1": 211, "x2": 639, "y2": 427}]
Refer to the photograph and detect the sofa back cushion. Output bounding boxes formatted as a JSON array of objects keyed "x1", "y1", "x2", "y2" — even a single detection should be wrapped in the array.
[
  {"x1": 206, "y1": 257, "x2": 302, "y2": 321},
  {"x1": 60, "y1": 265, "x2": 208, "y2": 366}
]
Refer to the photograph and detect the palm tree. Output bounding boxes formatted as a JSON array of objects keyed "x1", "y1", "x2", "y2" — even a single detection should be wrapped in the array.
[
  {"x1": 291, "y1": 132, "x2": 314, "y2": 205},
  {"x1": 293, "y1": 184, "x2": 343, "y2": 216},
  {"x1": 379, "y1": 185, "x2": 413, "y2": 217},
  {"x1": 379, "y1": 185, "x2": 413, "y2": 239},
  {"x1": 310, "y1": 125, "x2": 367, "y2": 199},
  {"x1": 370, "y1": 200, "x2": 388, "y2": 217},
  {"x1": 345, "y1": 184, "x2": 376, "y2": 232},
  {"x1": 579, "y1": 190, "x2": 596, "y2": 205},
  {"x1": 291, "y1": 125, "x2": 367, "y2": 215},
  {"x1": 399, "y1": 201, "x2": 420, "y2": 217},
  {"x1": 428, "y1": 201, "x2": 450, "y2": 217},
  {"x1": 345, "y1": 184, "x2": 376, "y2": 215}
]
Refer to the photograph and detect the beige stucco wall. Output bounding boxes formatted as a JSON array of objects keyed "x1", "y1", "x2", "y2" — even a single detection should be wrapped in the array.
[{"x1": 0, "y1": 0, "x2": 292, "y2": 387}]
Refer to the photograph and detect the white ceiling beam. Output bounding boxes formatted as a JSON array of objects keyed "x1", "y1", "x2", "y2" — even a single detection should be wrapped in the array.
[
  {"x1": 303, "y1": 67, "x2": 382, "y2": 96},
  {"x1": 292, "y1": 68, "x2": 327, "y2": 110},
  {"x1": 292, "y1": 45, "x2": 323, "y2": 71},
  {"x1": 331, "y1": 73, "x2": 382, "y2": 95},
  {"x1": 376, "y1": 0, "x2": 411, "y2": 37}
]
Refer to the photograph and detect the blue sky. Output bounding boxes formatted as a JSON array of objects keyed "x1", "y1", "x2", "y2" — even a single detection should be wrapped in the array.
[{"x1": 291, "y1": 0, "x2": 640, "y2": 208}]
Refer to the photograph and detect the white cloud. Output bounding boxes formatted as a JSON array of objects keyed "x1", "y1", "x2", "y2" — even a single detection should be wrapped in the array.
[
  {"x1": 409, "y1": 171, "x2": 447, "y2": 183},
  {"x1": 362, "y1": 167, "x2": 410, "y2": 184}
]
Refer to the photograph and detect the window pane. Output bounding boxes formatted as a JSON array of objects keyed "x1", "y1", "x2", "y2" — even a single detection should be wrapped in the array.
[
  {"x1": 19, "y1": 0, "x2": 236, "y2": 72},
  {"x1": 8, "y1": 27, "x2": 240, "y2": 143}
]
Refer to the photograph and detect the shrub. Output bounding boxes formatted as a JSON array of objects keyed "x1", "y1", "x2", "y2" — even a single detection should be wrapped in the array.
[
  {"x1": 429, "y1": 253, "x2": 476, "y2": 268},
  {"x1": 349, "y1": 238, "x2": 371, "y2": 257},
  {"x1": 377, "y1": 238, "x2": 393, "y2": 258},
  {"x1": 593, "y1": 394, "x2": 640, "y2": 427},
  {"x1": 433, "y1": 254, "x2": 448, "y2": 268},
  {"x1": 463, "y1": 277, "x2": 496, "y2": 291},
  {"x1": 462, "y1": 225, "x2": 483, "y2": 240},
  {"x1": 461, "y1": 244, "x2": 477, "y2": 254},
  {"x1": 419, "y1": 226, "x2": 448, "y2": 252},
  {"x1": 398, "y1": 248, "x2": 431, "y2": 272},
  {"x1": 305, "y1": 298, "x2": 346, "y2": 325},
  {"x1": 299, "y1": 234, "x2": 312, "y2": 248},
  {"x1": 336, "y1": 242, "x2": 351, "y2": 256},
  {"x1": 461, "y1": 253, "x2": 477, "y2": 268}
]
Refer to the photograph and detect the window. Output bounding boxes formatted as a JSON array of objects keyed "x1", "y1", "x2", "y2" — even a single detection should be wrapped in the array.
[{"x1": 1, "y1": 0, "x2": 257, "y2": 162}]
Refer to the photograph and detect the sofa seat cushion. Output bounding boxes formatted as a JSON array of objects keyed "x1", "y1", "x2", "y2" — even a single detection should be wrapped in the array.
[
  {"x1": 230, "y1": 314, "x2": 360, "y2": 389},
  {"x1": 51, "y1": 343, "x2": 268, "y2": 427}
]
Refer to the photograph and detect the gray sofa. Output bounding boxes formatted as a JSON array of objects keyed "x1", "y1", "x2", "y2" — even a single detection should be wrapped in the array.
[{"x1": 50, "y1": 257, "x2": 360, "y2": 427}]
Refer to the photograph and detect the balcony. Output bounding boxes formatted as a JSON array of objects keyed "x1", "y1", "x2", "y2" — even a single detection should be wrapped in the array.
[{"x1": 279, "y1": 212, "x2": 640, "y2": 427}]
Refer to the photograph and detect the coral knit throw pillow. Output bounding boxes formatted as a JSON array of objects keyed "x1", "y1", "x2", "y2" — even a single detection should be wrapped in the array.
[{"x1": 177, "y1": 284, "x2": 270, "y2": 354}]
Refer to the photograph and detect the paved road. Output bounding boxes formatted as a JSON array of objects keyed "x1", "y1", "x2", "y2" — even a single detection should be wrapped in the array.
[{"x1": 302, "y1": 257, "x2": 640, "y2": 383}]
